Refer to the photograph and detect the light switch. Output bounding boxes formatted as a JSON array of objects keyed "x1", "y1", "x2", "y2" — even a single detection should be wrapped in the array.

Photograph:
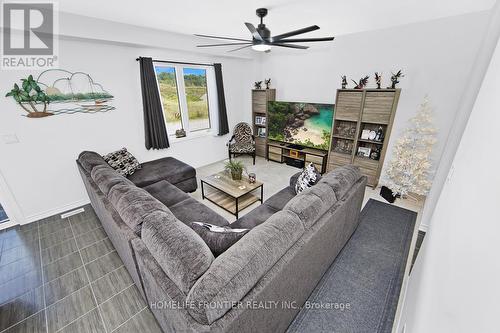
[{"x1": 2, "y1": 134, "x2": 19, "y2": 144}]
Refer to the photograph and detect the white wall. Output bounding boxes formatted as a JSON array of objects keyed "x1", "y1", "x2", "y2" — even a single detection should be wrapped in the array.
[
  {"x1": 399, "y1": 13, "x2": 500, "y2": 332},
  {"x1": 257, "y1": 12, "x2": 489, "y2": 228},
  {"x1": 0, "y1": 36, "x2": 254, "y2": 223}
]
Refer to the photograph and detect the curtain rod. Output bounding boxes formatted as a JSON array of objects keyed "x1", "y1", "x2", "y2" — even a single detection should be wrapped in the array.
[{"x1": 135, "y1": 57, "x2": 214, "y2": 67}]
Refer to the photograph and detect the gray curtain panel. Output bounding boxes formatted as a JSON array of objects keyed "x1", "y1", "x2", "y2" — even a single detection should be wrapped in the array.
[
  {"x1": 214, "y1": 63, "x2": 229, "y2": 136},
  {"x1": 139, "y1": 57, "x2": 170, "y2": 149}
]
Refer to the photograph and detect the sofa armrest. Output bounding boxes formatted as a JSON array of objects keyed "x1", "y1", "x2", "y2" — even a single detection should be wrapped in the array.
[{"x1": 289, "y1": 172, "x2": 302, "y2": 188}]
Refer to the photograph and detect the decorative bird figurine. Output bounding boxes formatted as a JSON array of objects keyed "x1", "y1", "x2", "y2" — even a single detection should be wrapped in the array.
[
  {"x1": 352, "y1": 76, "x2": 369, "y2": 89},
  {"x1": 388, "y1": 70, "x2": 404, "y2": 89}
]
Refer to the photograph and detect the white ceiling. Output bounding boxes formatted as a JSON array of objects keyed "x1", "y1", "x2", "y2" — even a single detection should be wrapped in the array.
[{"x1": 60, "y1": 0, "x2": 494, "y2": 40}]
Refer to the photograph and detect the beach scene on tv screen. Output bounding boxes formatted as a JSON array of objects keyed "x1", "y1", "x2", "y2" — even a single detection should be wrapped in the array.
[{"x1": 268, "y1": 101, "x2": 334, "y2": 150}]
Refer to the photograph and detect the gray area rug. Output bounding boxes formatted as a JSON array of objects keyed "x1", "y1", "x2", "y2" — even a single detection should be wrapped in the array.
[{"x1": 287, "y1": 199, "x2": 417, "y2": 333}]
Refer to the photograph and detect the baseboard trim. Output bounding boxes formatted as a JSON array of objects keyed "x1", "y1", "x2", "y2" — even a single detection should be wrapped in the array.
[
  {"x1": 24, "y1": 199, "x2": 91, "y2": 224},
  {"x1": 419, "y1": 223, "x2": 429, "y2": 232}
]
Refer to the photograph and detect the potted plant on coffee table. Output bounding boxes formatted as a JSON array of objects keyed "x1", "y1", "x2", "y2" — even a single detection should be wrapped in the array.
[{"x1": 224, "y1": 160, "x2": 245, "y2": 181}]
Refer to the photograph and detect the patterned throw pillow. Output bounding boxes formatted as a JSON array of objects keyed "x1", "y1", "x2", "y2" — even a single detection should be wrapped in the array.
[
  {"x1": 102, "y1": 148, "x2": 141, "y2": 176},
  {"x1": 190, "y1": 222, "x2": 249, "y2": 256},
  {"x1": 295, "y1": 163, "x2": 321, "y2": 194}
]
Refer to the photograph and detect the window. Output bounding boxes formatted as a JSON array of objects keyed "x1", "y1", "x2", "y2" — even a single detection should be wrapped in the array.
[{"x1": 154, "y1": 63, "x2": 215, "y2": 138}]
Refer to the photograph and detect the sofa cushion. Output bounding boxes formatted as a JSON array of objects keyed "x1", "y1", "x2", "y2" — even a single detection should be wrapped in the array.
[
  {"x1": 109, "y1": 185, "x2": 169, "y2": 235},
  {"x1": 285, "y1": 183, "x2": 338, "y2": 229},
  {"x1": 264, "y1": 186, "x2": 296, "y2": 211},
  {"x1": 169, "y1": 197, "x2": 229, "y2": 227},
  {"x1": 143, "y1": 180, "x2": 190, "y2": 207},
  {"x1": 230, "y1": 204, "x2": 278, "y2": 229},
  {"x1": 142, "y1": 211, "x2": 214, "y2": 294},
  {"x1": 103, "y1": 148, "x2": 141, "y2": 176},
  {"x1": 127, "y1": 156, "x2": 196, "y2": 188},
  {"x1": 190, "y1": 222, "x2": 249, "y2": 256},
  {"x1": 289, "y1": 171, "x2": 302, "y2": 188},
  {"x1": 321, "y1": 165, "x2": 362, "y2": 199},
  {"x1": 295, "y1": 163, "x2": 322, "y2": 194},
  {"x1": 186, "y1": 210, "x2": 304, "y2": 325},
  {"x1": 91, "y1": 164, "x2": 134, "y2": 195},
  {"x1": 308, "y1": 182, "x2": 338, "y2": 207},
  {"x1": 78, "y1": 151, "x2": 109, "y2": 173}
]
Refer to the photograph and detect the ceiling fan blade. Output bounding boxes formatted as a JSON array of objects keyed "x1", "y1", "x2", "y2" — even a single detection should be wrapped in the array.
[
  {"x1": 197, "y1": 42, "x2": 252, "y2": 48},
  {"x1": 277, "y1": 37, "x2": 335, "y2": 43},
  {"x1": 245, "y1": 22, "x2": 264, "y2": 41},
  {"x1": 272, "y1": 25, "x2": 320, "y2": 41},
  {"x1": 271, "y1": 43, "x2": 309, "y2": 49},
  {"x1": 228, "y1": 45, "x2": 252, "y2": 53},
  {"x1": 194, "y1": 34, "x2": 251, "y2": 42}
]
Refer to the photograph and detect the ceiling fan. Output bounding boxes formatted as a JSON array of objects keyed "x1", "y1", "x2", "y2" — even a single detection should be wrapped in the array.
[{"x1": 195, "y1": 8, "x2": 335, "y2": 53}]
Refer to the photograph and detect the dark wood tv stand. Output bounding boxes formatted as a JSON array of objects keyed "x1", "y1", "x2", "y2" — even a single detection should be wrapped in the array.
[{"x1": 267, "y1": 141, "x2": 328, "y2": 174}]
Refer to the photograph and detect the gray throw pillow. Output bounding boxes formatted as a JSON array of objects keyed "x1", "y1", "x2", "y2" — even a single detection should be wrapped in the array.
[
  {"x1": 190, "y1": 222, "x2": 249, "y2": 256},
  {"x1": 295, "y1": 163, "x2": 322, "y2": 194},
  {"x1": 103, "y1": 148, "x2": 141, "y2": 176}
]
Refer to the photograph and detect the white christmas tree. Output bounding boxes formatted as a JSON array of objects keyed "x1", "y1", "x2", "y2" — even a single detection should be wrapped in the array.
[{"x1": 384, "y1": 96, "x2": 437, "y2": 197}]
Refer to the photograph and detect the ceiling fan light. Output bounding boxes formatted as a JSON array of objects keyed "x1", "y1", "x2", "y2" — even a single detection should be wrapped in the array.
[{"x1": 252, "y1": 44, "x2": 271, "y2": 52}]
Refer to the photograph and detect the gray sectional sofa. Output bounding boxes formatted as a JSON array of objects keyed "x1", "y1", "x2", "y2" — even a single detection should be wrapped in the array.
[{"x1": 77, "y1": 151, "x2": 366, "y2": 333}]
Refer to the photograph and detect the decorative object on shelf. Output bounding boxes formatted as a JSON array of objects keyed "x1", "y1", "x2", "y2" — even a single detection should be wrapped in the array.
[
  {"x1": 265, "y1": 78, "x2": 271, "y2": 89},
  {"x1": 341, "y1": 75, "x2": 348, "y2": 89},
  {"x1": 175, "y1": 128, "x2": 186, "y2": 138},
  {"x1": 290, "y1": 150, "x2": 299, "y2": 158},
  {"x1": 375, "y1": 72, "x2": 382, "y2": 89},
  {"x1": 248, "y1": 173, "x2": 256, "y2": 184},
  {"x1": 5, "y1": 70, "x2": 114, "y2": 118},
  {"x1": 224, "y1": 160, "x2": 246, "y2": 181},
  {"x1": 357, "y1": 146, "x2": 371, "y2": 157},
  {"x1": 257, "y1": 127, "x2": 266, "y2": 137},
  {"x1": 388, "y1": 70, "x2": 404, "y2": 89},
  {"x1": 352, "y1": 76, "x2": 369, "y2": 89},
  {"x1": 370, "y1": 147, "x2": 381, "y2": 160},
  {"x1": 368, "y1": 130, "x2": 377, "y2": 140},
  {"x1": 254, "y1": 81, "x2": 263, "y2": 89},
  {"x1": 384, "y1": 96, "x2": 437, "y2": 198},
  {"x1": 335, "y1": 121, "x2": 356, "y2": 138},
  {"x1": 332, "y1": 139, "x2": 353, "y2": 154},
  {"x1": 375, "y1": 126, "x2": 384, "y2": 141},
  {"x1": 361, "y1": 129, "x2": 370, "y2": 140},
  {"x1": 255, "y1": 115, "x2": 266, "y2": 125}
]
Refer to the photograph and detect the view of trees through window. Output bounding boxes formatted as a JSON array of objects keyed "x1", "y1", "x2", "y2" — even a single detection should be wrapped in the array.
[
  {"x1": 184, "y1": 68, "x2": 210, "y2": 131},
  {"x1": 155, "y1": 67, "x2": 182, "y2": 135},
  {"x1": 155, "y1": 65, "x2": 210, "y2": 135}
]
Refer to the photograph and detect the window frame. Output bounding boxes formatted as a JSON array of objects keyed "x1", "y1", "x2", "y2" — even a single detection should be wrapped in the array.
[{"x1": 153, "y1": 62, "x2": 215, "y2": 141}]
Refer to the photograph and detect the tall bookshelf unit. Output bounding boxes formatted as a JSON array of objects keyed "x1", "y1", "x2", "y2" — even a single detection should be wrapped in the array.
[
  {"x1": 327, "y1": 89, "x2": 401, "y2": 187},
  {"x1": 252, "y1": 89, "x2": 276, "y2": 157}
]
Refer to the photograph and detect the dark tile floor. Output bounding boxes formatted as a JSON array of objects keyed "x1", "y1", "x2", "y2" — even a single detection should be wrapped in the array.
[{"x1": 0, "y1": 205, "x2": 162, "y2": 333}]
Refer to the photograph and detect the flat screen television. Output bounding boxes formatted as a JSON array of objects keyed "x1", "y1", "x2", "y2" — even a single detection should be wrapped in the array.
[{"x1": 267, "y1": 101, "x2": 334, "y2": 150}]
